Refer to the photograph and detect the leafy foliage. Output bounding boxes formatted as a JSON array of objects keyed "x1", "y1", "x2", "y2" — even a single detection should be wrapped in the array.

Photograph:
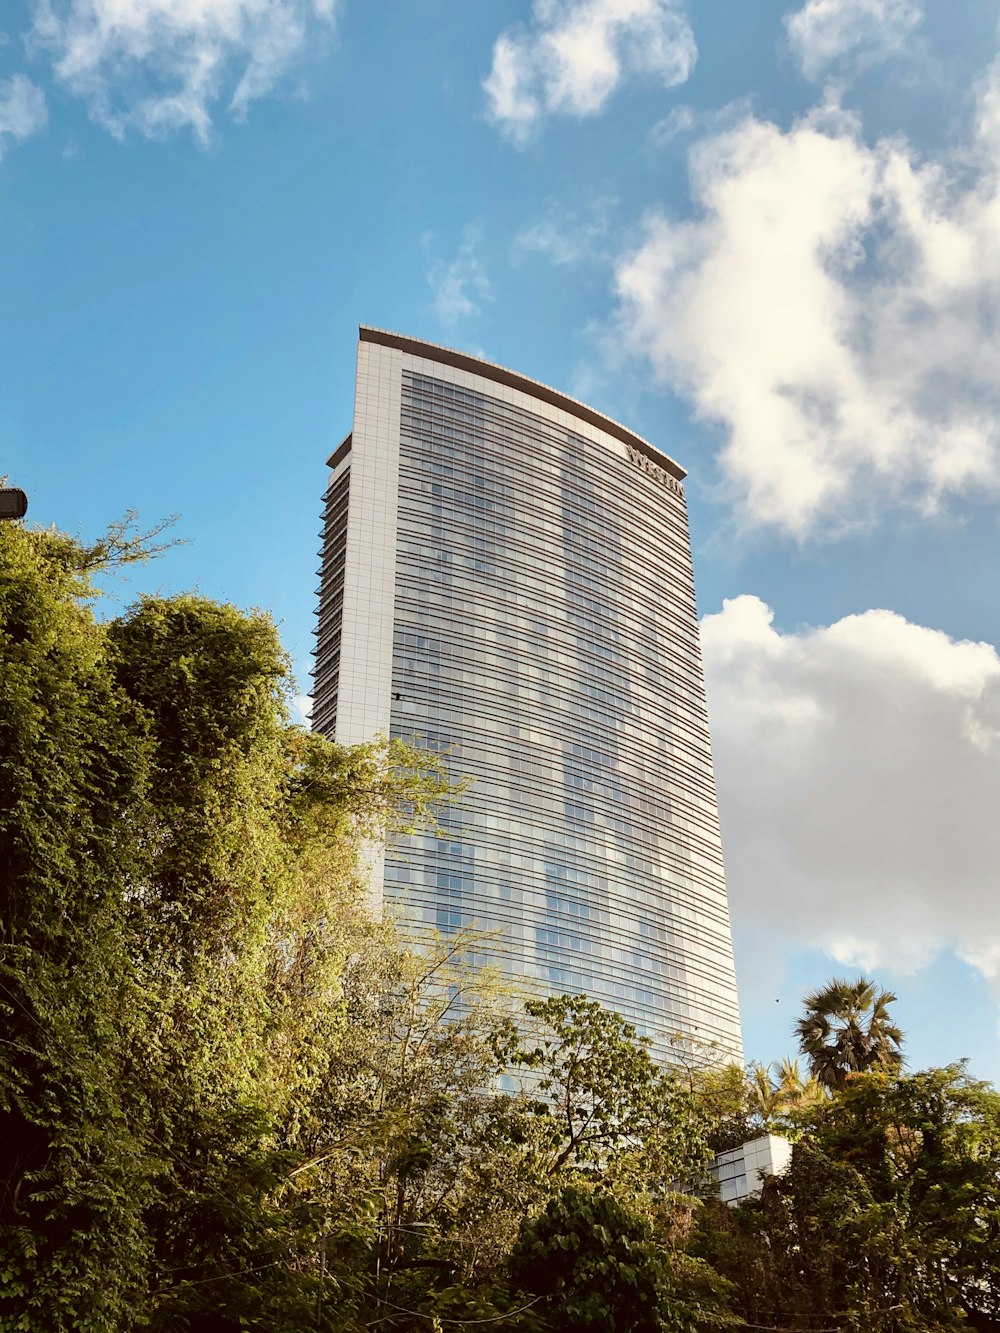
[
  {"x1": 511, "y1": 1186, "x2": 672, "y2": 1333},
  {"x1": 4, "y1": 518, "x2": 1000, "y2": 1333},
  {"x1": 515, "y1": 996, "x2": 713, "y2": 1190},
  {"x1": 700, "y1": 1064, "x2": 1000, "y2": 1333},
  {"x1": 0, "y1": 521, "x2": 454, "y2": 1331},
  {"x1": 796, "y1": 975, "x2": 904, "y2": 1090}
]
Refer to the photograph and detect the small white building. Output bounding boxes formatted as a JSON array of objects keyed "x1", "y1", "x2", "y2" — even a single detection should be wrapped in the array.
[{"x1": 712, "y1": 1134, "x2": 792, "y2": 1204}]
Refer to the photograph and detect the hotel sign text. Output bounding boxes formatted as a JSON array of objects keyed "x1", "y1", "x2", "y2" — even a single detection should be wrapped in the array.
[{"x1": 625, "y1": 444, "x2": 684, "y2": 497}]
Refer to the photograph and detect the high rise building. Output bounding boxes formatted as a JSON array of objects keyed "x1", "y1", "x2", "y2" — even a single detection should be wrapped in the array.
[{"x1": 314, "y1": 327, "x2": 742, "y2": 1060}]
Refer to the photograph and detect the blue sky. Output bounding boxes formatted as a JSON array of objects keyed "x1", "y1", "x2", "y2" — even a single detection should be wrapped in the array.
[{"x1": 5, "y1": 0, "x2": 1000, "y2": 1082}]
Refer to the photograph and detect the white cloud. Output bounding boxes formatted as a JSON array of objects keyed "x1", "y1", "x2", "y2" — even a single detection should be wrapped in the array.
[
  {"x1": 515, "y1": 198, "x2": 614, "y2": 266},
  {"x1": 0, "y1": 74, "x2": 47, "y2": 156},
  {"x1": 292, "y1": 693, "x2": 313, "y2": 722},
  {"x1": 427, "y1": 228, "x2": 491, "y2": 326},
  {"x1": 784, "y1": 0, "x2": 923, "y2": 81},
  {"x1": 647, "y1": 102, "x2": 695, "y2": 148},
  {"x1": 611, "y1": 74, "x2": 1000, "y2": 538},
  {"x1": 702, "y1": 595, "x2": 1000, "y2": 1000},
  {"x1": 484, "y1": 0, "x2": 695, "y2": 144},
  {"x1": 31, "y1": 0, "x2": 337, "y2": 143}
]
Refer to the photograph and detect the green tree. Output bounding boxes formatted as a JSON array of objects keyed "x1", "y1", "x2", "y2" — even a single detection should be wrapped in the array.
[
  {"x1": 750, "y1": 1056, "x2": 827, "y2": 1127},
  {"x1": 282, "y1": 930, "x2": 534, "y2": 1330},
  {"x1": 510, "y1": 1186, "x2": 673, "y2": 1333},
  {"x1": 514, "y1": 995, "x2": 713, "y2": 1194},
  {"x1": 291, "y1": 986, "x2": 726, "y2": 1331},
  {"x1": 809, "y1": 1064, "x2": 1000, "y2": 1329},
  {"x1": 0, "y1": 519, "x2": 454, "y2": 1332},
  {"x1": 509, "y1": 1185, "x2": 736, "y2": 1333},
  {"x1": 699, "y1": 1064, "x2": 1000, "y2": 1333},
  {"x1": 1, "y1": 521, "x2": 161, "y2": 1328},
  {"x1": 796, "y1": 976, "x2": 904, "y2": 1091}
]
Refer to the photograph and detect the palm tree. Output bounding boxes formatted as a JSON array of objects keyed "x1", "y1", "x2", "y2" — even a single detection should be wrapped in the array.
[
  {"x1": 795, "y1": 977, "x2": 904, "y2": 1091},
  {"x1": 751, "y1": 1056, "x2": 827, "y2": 1124},
  {"x1": 773, "y1": 1056, "x2": 827, "y2": 1109}
]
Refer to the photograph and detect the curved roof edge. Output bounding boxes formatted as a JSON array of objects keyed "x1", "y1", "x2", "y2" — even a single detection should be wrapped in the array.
[{"x1": 359, "y1": 325, "x2": 686, "y2": 482}]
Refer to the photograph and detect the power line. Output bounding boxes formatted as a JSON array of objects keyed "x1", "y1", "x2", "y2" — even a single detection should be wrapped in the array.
[{"x1": 366, "y1": 1294, "x2": 543, "y2": 1327}]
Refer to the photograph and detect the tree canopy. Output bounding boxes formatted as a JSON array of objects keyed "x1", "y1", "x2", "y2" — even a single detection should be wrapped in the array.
[
  {"x1": 698, "y1": 1063, "x2": 1000, "y2": 1332},
  {"x1": 796, "y1": 975, "x2": 904, "y2": 1090},
  {"x1": 3, "y1": 517, "x2": 999, "y2": 1333},
  {"x1": 0, "y1": 519, "x2": 454, "y2": 1330}
]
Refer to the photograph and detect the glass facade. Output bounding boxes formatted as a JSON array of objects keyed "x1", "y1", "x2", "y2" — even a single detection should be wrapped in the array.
[
  {"x1": 313, "y1": 434, "x2": 352, "y2": 739},
  {"x1": 316, "y1": 330, "x2": 742, "y2": 1062}
]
